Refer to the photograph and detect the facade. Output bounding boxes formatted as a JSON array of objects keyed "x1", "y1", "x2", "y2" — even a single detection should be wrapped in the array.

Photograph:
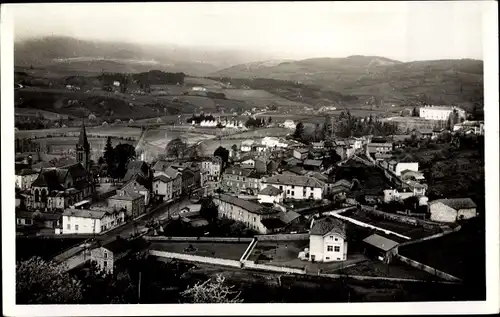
[
  {"x1": 61, "y1": 207, "x2": 125, "y2": 234},
  {"x1": 201, "y1": 157, "x2": 222, "y2": 181},
  {"x1": 15, "y1": 169, "x2": 38, "y2": 190},
  {"x1": 393, "y1": 162, "x2": 419, "y2": 177},
  {"x1": 308, "y1": 217, "x2": 348, "y2": 262},
  {"x1": 293, "y1": 148, "x2": 309, "y2": 160},
  {"x1": 213, "y1": 194, "x2": 280, "y2": 234},
  {"x1": 153, "y1": 162, "x2": 182, "y2": 198},
  {"x1": 241, "y1": 140, "x2": 255, "y2": 152},
  {"x1": 153, "y1": 174, "x2": 173, "y2": 201},
  {"x1": 257, "y1": 186, "x2": 284, "y2": 204},
  {"x1": 429, "y1": 198, "x2": 477, "y2": 223},
  {"x1": 419, "y1": 105, "x2": 466, "y2": 121},
  {"x1": 283, "y1": 120, "x2": 296, "y2": 130},
  {"x1": 222, "y1": 166, "x2": 263, "y2": 195},
  {"x1": 453, "y1": 121, "x2": 484, "y2": 135},
  {"x1": 367, "y1": 142, "x2": 393, "y2": 156},
  {"x1": 107, "y1": 190, "x2": 145, "y2": 219},
  {"x1": 90, "y1": 238, "x2": 147, "y2": 275},
  {"x1": 262, "y1": 174, "x2": 325, "y2": 200},
  {"x1": 121, "y1": 178, "x2": 150, "y2": 206}
]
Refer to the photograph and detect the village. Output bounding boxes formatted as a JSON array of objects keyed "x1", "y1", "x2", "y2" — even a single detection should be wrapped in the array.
[{"x1": 13, "y1": 100, "x2": 485, "y2": 303}]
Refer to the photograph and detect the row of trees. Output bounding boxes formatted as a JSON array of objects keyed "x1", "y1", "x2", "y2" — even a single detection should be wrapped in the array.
[
  {"x1": 101, "y1": 137, "x2": 137, "y2": 178},
  {"x1": 245, "y1": 117, "x2": 267, "y2": 128}
]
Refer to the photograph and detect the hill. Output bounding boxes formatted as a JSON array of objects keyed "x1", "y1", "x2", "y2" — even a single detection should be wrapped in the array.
[
  {"x1": 211, "y1": 56, "x2": 484, "y2": 107},
  {"x1": 14, "y1": 36, "x2": 278, "y2": 76}
]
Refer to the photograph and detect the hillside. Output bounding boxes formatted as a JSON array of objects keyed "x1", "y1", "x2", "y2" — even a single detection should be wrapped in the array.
[
  {"x1": 211, "y1": 56, "x2": 484, "y2": 107},
  {"x1": 14, "y1": 36, "x2": 278, "y2": 76}
]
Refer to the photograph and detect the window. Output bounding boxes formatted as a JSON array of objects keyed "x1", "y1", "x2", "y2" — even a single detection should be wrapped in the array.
[
  {"x1": 291, "y1": 191, "x2": 294, "y2": 196},
  {"x1": 327, "y1": 246, "x2": 333, "y2": 252},
  {"x1": 279, "y1": 186, "x2": 283, "y2": 190},
  {"x1": 334, "y1": 246, "x2": 340, "y2": 252},
  {"x1": 25, "y1": 218, "x2": 32, "y2": 225},
  {"x1": 67, "y1": 224, "x2": 71, "y2": 229},
  {"x1": 253, "y1": 217, "x2": 256, "y2": 222},
  {"x1": 104, "y1": 252, "x2": 108, "y2": 259},
  {"x1": 335, "y1": 238, "x2": 338, "y2": 241},
  {"x1": 104, "y1": 261, "x2": 107, "y2": 267},
  {"x1": 291, "y1": 185, "x2": 295, "y2": 189},
  {"x1": 326, "y1": 257, "x2": 330, "y2": 260},
  {"x1": 287, "y1": 190, "x2": 290, "y2": 194},
  {"x1": 75, "y1": 224, "x2": 79, "y2": 231}
]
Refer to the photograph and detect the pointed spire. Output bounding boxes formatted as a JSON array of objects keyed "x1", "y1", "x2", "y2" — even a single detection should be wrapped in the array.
[{"x1": 78, "y1": 119, "x2": 90, "y2": 151}]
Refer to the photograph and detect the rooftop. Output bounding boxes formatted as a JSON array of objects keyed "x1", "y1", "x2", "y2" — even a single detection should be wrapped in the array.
[
  {"x1": 430, "y1": 198, "x2": 476, "y2": 210},
  {"x1": 216, "y1": 194, "x2": 278, "y2": 215},
  {"x1": 303, "y1": 159, "x2": 323, "y2": 167},
  {"x1": 363, "y1": 234, "x2": 399, "y2": 252},
  {"x1": 310, "y1": 216, "x2": 346, "y2": 238},
  {"x1": 109, "y1": 191, "x2": 143, "y2": 201},
  {"x1": 264, "y1": 174, "x2": 324, "y2": 188},
  {"x1": 258, "y1": 185, "x2": 283, "y2": 196}
]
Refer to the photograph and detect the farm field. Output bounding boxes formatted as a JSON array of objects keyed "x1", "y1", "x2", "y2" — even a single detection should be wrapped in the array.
[
  {"x1": 149, "y1": 241, "x2": 249, "y2": 261},
  {"x1": 222, "y1": 89, "x2": 308, "y2": 107},
  {"x1": 15, "y1": 126, "x2": 143, "y2": 139},
  {"x1": 15, "y1": 108, "x2": 74, "y2": 119}
]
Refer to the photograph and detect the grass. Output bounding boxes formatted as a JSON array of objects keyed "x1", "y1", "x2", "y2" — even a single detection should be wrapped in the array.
[
  {"x1": 343, "y1": 260, "x2": 436, "y2": 280},
  {"x1": 16, "y1": 236, "x2": 87, "y2": 262},
  {"x1": 149, "y1": 241, "x2": 249, "y2": 261}
]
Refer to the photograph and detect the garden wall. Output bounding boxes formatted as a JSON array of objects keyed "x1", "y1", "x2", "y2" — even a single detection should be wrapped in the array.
[
  {"x1": 240, "y1": 238, "x2": 258, "y2": 262},
  {"x1": 144, "y1": 236, "x2": 253, "y2": 243},
  {"x1": 396, "y1": 254, "x2": 462, "y2": 282},
  {"x1": 255, "y1": 233, "x2": 309, "y2": 241},
  {"x1": 242, "y1": 260, "x2": 306, "y2": 275},
  {"x1": 149, "y1": 250, "x2": 241, "y2": 268}
]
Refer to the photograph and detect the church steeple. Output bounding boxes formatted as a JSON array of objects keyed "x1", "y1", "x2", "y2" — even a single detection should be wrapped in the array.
[{"x1": 76, "y1": 119, "x2": 90, "y2": 170}]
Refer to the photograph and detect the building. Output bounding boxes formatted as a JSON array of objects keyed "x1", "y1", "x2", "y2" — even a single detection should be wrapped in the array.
[
  {"x1": 293, "y1": 148, "x2": 309, "y2": 160},
  {"x1": 429, "y1": 198, "x2": 477, "y2": 223},
  {"x1": 283, "y1": 120, "x2": 296, "y2": 130},
  {"x1": 213, "y1": 194, "x2": 280, "y2": 234},
  {"x1": 367, "y1": 142, "x2": 393, "y2": 157},
  {"x1": 362, "y1": 234, "x2": 399, "y2": 264},
  {"x1": 180, "y1": 168, "x2": 196, "y2": 196},
  {"x1": 122, "y1": 161, "x2": 151, "y2": 187},
  {"x1": 392, "y1": 162, "x2": 419, "y2": 177},
  {"x1": 90, "y1": 237, "x2": 149, "y2": 275},
  {"x1": 107, "y1": 190, "x2": 145, "y2": 219},
  {"x1": 303, "y1": 159, "x2": 324, "y2": 172},
  {"x1": 308, "y1": 217, "x2": 347, "y2": 262},
  {"x1": 221, "y1": 166, "x2": 263, "y2": 195},
  {"x1": 262, "y1": 174, "x2": 325, "y2": 200},
  {"x1": 76, "y1": 123, "x2": 91, "y2": 171},
  {"x1": 241, "y1": 140, "x2": 255, "y2": 152},
  {"x1": 257, "y1": 186, "x2": 284, "y2": 204},
  {"x1": 453, "y1": 120, "x2": 484, "y2": 135},
  {"x1": 61, "y1": 207, "x2": 125, "y2": 234},
  {"x1": 329, "y1": 179, "x2": 352, "y2": 200},
  {"x1": 153, "y1": 162, "x2": 182, "y2": 199},
  {"x1": 121, "y1": 178, "x2": 151, "y2": 206},
  {"x1": 26, "y1": 163, "x2": 94, "y2": 211},
  {"x1": 201, "y1": 157, "x2": 222, "y2": 181},
  {"x1": 152, "y1": 174, "x2": 173, "y2": 202},
  {"x1": 419, "y1": 105, "x2": 466, "y2": 121},
  {"x1": 400, "y1": 170, "x2": 425, "y2": 182},
  {"x1": 15, "y1": 168, "x2": 38, "y2": 190},
  {"x1": 383, "y1": 189, "x2": 416, "y2": 203},
  {"x1": 16, "y1": 210, "x2": 62, "y2": 231}
]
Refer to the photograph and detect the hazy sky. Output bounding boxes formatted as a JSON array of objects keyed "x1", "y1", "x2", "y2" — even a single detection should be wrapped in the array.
[{"x1": 8, "y1": 1, "x2": 486, "y2": 62}]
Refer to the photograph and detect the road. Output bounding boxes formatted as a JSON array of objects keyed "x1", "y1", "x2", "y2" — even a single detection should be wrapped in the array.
[{"x1": 98, "y1": 196, "x2": 192, "y2": 244}]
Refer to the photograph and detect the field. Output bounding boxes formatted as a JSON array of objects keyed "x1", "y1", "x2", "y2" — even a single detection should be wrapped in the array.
[
  {"x1": 149, "y1": 241, "x2": 248, "y2": 261},
  {"x1": 15, "y1": 126, "x2": 143, "y2": 139},
  {"x1": 342, "y1": 260, "x2": 435, "y2": 280},
  {"x1": 222, "y1": 89, "x2": 308, "y2": 107}
]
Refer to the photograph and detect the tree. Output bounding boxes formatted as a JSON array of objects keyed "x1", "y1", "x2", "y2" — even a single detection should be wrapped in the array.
[
  {"x1": 16, "y1": 257, "x2": 83, "y2": 304},
  {"x1": 104, "y1": 137, "x2": 115, "y2": 167},
  {"x1": 98, "y1": 156, "x2": 105, "y2": 166},
  {"x1": 267, "y1": 117, "x2": 272, "y2": 124},
  {"x1": 114, "y1": 143, "x2": 137, "y2": 178},
  {"x1": 231, "y1": 144, "x2": 238, "y2": 152},
  {"x1": 166, "y1": 138, "x2": 187, "y2": 159},
  {"x1": 180, "y1": 274, "x2": 243, "y2": 303},
  {"x1": 214, "y1": 146, "x2": 229, "y2": 169},
  {"x1": 412, "y1": 107, "x2": 418, "y2": 117},
  {"x1": 293, "y1": 122, "x2": 305, "y2": 139},
  {"x1": 200, "y1": 197, "x2": 218, "y2": 224}
]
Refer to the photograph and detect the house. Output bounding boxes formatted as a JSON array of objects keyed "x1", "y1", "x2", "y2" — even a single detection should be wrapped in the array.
[
  {"x1": 121, "y1": 178, "x2": 151, "y2": 206},
  {"x1": 308, "y1": 217, "x2": 347, "y2": 262},
  {"x1": 453, "y1": 120, "x2": 484, "y2": 135},
  {"x1": 26, "y1": 163, "x2": 94, "y2": 211},
  {"x1": 367, "y1": 142, "x2": 393, "y2": 156},
  {"x1": 241, "y1": 140, "x2": 254, "y2": 152},
  {"x1": 262, "y1": 174, "x2": 325, "y2": 200},
  {"x1": 123, "y1": 160, "x2": 151, "y2": 185},
  {"x1": 392, "y1": 162, "x2": 419, "y2": 177},
  {"x1": 15, "y1": 168, "x2": 38, "y2": 190},
  {"x1": 419, "y1": 105, "x2": 466, "y2": 121},
  {"x1": 429, "y1": 198, "x2": 477, "y2": 223},
  {"x1": 221, "y1": 166, "x2": 263, "y2": 195},
  {"x1": 261, "y1": 137, "x2": 280, "y2": 148},
  {"x1": 362, "y1": 234, "x2": 399, "y2": 264},
  {"x1": 107, "y1": 190, "x2": 145, "y2": 219},
  {"x1": 213, "y1": 194, "x2": 280, "y2": 234},
  {"x1": 180, "y1": 204, "x2": 202, "y2": 214},
  {"x1": 61, "y1": 207, "x2": 125, "y2": 234},
  {"x1": 311, "y1": 141, "x2": 325, "y2": 150},
  {"x1": 402, "y1": 180, "x2": 427, "y2": 197},
  {"x1": 90, "y1": 237, "x2": 149, "y2": 275},
  {"x1": 303, "y1": 159, "x2": 324, "y2": 171},
  {"x1": 293, "y1": 148, "x2": 309, "y2": 160},
  {"x1": 153, "y1": 174, "x2": 173, "y2": 202},
  {"x1": 400, "y1": 170, "x2": 425, "y2": 182},
  {"x1": 241, "y1": 157, "x2": 256, "y2": 169},
  {"x1": 329, "y1": 179, "x2": 352, "y2": 200},
  {"x1": 383, "y1": 188, "x2": 415, "y2": 203},
  {"x1": 283, "y1": 120, "x2": 296, "y2": 130},
  {"x1": 16, "y1": 210, "x2": 62, "y2": 231},
  {"x1": 201, "y1": 157, "x2": 222, "y2": 181},
  {"x1": 153, "y1": 162, "x2": 182, "y2": 199},
  {"x1": 179, "y1": 168, "x2": 196, "y2": 196},
  {"x1": 257, "y1": 186, "x2": 284, "y2": 204},
  {"x1": 285, "y1": 157, "x2": 302, "y2": 167}
]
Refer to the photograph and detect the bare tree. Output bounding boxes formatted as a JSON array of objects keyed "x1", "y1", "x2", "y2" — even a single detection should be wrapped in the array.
[{"x1": 180, "y1": 274, "x2": 243, "y2": 303}]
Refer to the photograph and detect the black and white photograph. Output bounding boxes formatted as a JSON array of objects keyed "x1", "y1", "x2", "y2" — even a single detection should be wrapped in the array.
[{"x1": 1, "y1": 1, "x2": 498, "y2": 315}]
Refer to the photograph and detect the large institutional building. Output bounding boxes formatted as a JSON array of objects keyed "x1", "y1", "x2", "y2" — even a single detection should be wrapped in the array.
[{"x1": 419, "y1": 105, "x2": 466, "y2": 121}]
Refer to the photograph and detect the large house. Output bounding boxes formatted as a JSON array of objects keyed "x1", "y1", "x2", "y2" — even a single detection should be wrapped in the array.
[
  {"x1": 107, "y1": 190, "x2": 145, "y2": 219},
  {"x1": 419, "y1": 105, "x2": 466, "y2": 121},
  {"x1": 26, "y1": 163, "x2": 94, "y2": 211},
  {"x1": 153, "y1": 174, "x2": 173, "y2": 202},
  {"x1": 293, "y1": 148, "x2": 309, "y2": 160},
  {"x1": 201, "y1": 157, "x2": 222, "y2": 181},
  {"x1": 60, "y1": 207, "x2": 125, "y2": 234},
  {"x1": 121, "y1": 178, "x2": 151, "y2": 206},
  {"x1": 429, "y1": 198, "x2": 477, "y2": 223},
  {"x1": 153, "y1": 161, "x2": 182, "y2": 199},
  {"x1": 15, "y1": 168, "x2": 39, "y2": 190},
  {"x1": 221, "y1": 166, "x2": 263, "y2": 195},
  {"x1": 257, "y1": 186, "x2": 284, "y2": 204},
  {"x1": 367, "y1": 142, "x2": 393, "y2": 157},
  {"x1": 262, "y1": 174, "x2": 325, "y2": 200},
  {"x1": 213, "y1": 194, "x2": 280, "y2": 234},
  {"x1": 89, "y1": 237, "x2": 149, "y2": 275},
  {"x1": 308, "y1": 217, "x2": 348, "y2": 262}
]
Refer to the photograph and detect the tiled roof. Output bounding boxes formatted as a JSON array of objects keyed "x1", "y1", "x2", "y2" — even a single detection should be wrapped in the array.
[
  {"x1": 310, "y1": 217, "x2": 346, "y2": 237},
  {"x1": 224, "y1": 166, "x2": 254, "y2": 177},
  {"x1": 261, "y1": 218, "x2": 286, "y2": 230},
  {"x1": 109, "y1": 191, "x2": 143, "y2": 201},
  {"x1": 430, "y1": 198, "x2": 476, "y2": 210},
  {"x1": 332, "y1": 179, "x2": 352, "y2": 189},
  {"x1": 258, "y1": 185, "x2": 283, "y2": 196},
  {"x1": 279, "y1": 210, "x2": 301, "y2": 224},
  {"x1": 363, "y1": 234, "x2": 399, "y2": 251},
  {"x1": 164, "y1": 167, "x2": 182, "y2": 179},
  {"x1": 32, "y1": 170, "x2": 64, "y2": 191},
  {"x1": 152, "y1": 160, "x2": 172, "y2": 172},
  {"x1": 153, "y1": 174, "x2": 171, "y2": 183},
  {"x1": 216, "y1": 194, "x2": 278, "y2": 215},
  {"x1": 63, "y1": 208, "x2": 107, "y2": 219},
  {"x1": 303, "y1": 159, "x2": 323, "y2": 167},
  {"x1": 295, "y1": 148, "x2": 309, "y2": 154},
  {"x1": 264, "y1": 174, "x2": 325, "y2": 188}
]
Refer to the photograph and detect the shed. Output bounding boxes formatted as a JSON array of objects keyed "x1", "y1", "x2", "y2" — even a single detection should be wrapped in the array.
[{"x1": 362, "y1": 234, "x2": 399, "y2": 263}]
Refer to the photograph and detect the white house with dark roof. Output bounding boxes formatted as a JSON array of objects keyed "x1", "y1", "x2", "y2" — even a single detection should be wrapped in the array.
[
  {"x1": 293, "y1": 148, "x2": 309, "y2": 160},
  {"x1": 262, "y1": 174, "x2": 325, "y2": 200},
  {"x1": 429, "y1": 198, "x2": 477, "y2": 223},
  {"x1": 213, "y1": 194, "x2": 280, "y2": 234},
  {"x1": 419, "y1": 105, "x2": 466, "y2": 121},
  {"x1": 257, "y1": 185, "x2": 284, "y2": 204},
  {"x1": 61, "y1": 207, "x2": 125, "y2": 234},
  {"x1": 308, "y1": 217, "x2": 348, "y2": 262}
]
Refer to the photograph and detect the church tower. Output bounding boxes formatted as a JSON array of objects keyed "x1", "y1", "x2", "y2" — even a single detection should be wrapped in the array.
[{"x1": 76, "y1": 121, "x2": 91, "y2": 170}]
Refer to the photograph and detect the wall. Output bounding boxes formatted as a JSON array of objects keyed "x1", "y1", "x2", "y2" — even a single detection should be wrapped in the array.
[
  {"x1": 322, "y1": 234, "x2": 347, "y2": 262},
  {"x1": 149, "y1": 250, "x2": 241, "y2": 268},
  {"x1": 396, "y1": 254, "x2": 462, "y2": 282},
  {"x1": 144, "y1": 236, "x2": 253, "y2": 243},
  {"x1": 255, "y1": 233, "x2": 310, "y2": 241},
  {"x1": 215, "y1": 197, "x2": 272, "y2": 234},
  {"x1": 90, "y1": 246, "x2": 114, "y2": 274},
  {"x1": 257, "y1": 193, "x2": 283, "y2": 204},
  {"x1": 457, "y1": 208, "x2": 477, "y2": 220},
  {"x1": 62, "y1": 216, "x2": 102, "y2": 234},
  {"x1": 429, "y1": 202, "x2": 457, "y2": 223},
  {"x1": 395, "y1": 162, "x2": 419, "y2": 176},
  {"x1": 362, "y1": 205, "x2": 443, "y2": 230},
  {"x1": 332, "y1": 213, "x2": 411, "y2": 240},
  {"x1": 242, "y1": 260, "x2": 306, "y2": 275},
  {"x1": 308, "y1": 234, "x2": 324, "y2": 262},
  {"x1": 268, "y1": 183, "x2": 322, "y2": 200}
]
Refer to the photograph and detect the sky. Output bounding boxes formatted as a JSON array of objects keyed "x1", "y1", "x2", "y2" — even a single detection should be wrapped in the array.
[{"x1": 7, "y1": 1, "x2": 486, "y2": 62}]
